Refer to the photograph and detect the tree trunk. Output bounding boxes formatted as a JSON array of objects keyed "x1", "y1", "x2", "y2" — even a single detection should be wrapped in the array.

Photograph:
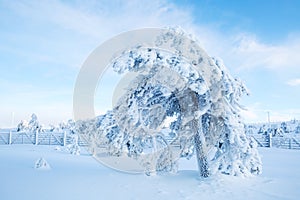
[
  {"x1": 192, "y1": 118, "x2": 210, "y2": 177},
  {"x1": 179, "y1": 89, "x2": 210, "y2": 177}
]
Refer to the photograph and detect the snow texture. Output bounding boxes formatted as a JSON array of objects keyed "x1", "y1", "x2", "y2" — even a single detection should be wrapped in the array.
[{"x1": 0, "y1": 145, "x2": 298, "y2": 200}]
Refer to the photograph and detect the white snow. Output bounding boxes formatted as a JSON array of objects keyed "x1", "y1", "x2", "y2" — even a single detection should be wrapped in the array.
[{"x1": 0, "y1": 145, "x2": 299, "y2": 200}]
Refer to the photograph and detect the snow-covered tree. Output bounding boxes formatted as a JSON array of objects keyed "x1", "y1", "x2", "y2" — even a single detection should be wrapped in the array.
[
  {"x1": 17, "y1": 120, "x2": 29, "y2": 132},
  {"x1": 17, "y1": 113, "x2": 42, "y2": 133},
  {"x1": 66, "y1": 133, "x2": 80, "y2": 155},
  {"x1": 78, "y1": 28, "x2": 262, "y2": 177}
]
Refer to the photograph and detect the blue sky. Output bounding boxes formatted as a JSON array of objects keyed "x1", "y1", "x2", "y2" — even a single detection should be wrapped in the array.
[{"x1": 0, "y1": 0, "x2": 300, "y2": 127}]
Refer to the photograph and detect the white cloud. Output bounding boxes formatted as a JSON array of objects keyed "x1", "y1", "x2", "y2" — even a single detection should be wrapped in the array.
[
  {"x1": 241, "y1": 108, "x2": 260, "y2": 122},
  {"x1": 181, "y1": 27, "x2": 300, "y2": 79},
  {"x1": 228, "y1": 33, "x2": 300, "y2": 71},
  {"x1": 7, "y1": 0, "x2": 300, "y2": 73},
  {"x1": 3, "y1": 0, "x2": 195, "y2": 70},
  {"x1": 286, "y1": 78, "x2": 300, "y2": 86},
  {"x1": 8, "y1": 0, "x2": 193, "y2": 39},
  {"x1": 240, "y1": 102, "x2": 268, "y2": 123}
]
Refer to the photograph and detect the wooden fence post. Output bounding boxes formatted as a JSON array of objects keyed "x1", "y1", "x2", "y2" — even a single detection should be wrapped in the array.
[
  {"x1": 269, "y1": 133, "x2": 272, "y2": 148},
  {"x1": 35, "y1": 130, "x2": 39, "y2": 145},
  {"x1": 63, "y1": 131, "x2": 67, "y2": 146},
  {"x1": 289, "y1": 138, "x2": 292, "y2": 149},
  {"x1": 9, "y1": 130, "x2": 12, "y2": 145}
]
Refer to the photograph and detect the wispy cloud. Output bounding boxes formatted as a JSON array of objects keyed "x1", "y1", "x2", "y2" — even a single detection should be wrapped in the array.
[
  {"x1": 286, "y1": 78, "x2": 300, "y2": 86},
  {"x1": 5, "y1": 0, "x2": 300, "y2": 72},
  {"x1": 8, "y1": 0, "x2": 193, "y2": 39},
  {"x1": 229, "y1": 33, "x2": 300, "y2": 71},
  {"x1": 3, "y1": 0, "x2": 195, "y2": 70}
]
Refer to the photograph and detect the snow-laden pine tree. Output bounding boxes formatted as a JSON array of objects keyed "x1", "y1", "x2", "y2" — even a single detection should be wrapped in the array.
[{"x1": 77, "y1": 28, "x2": 262, "y2": 177}]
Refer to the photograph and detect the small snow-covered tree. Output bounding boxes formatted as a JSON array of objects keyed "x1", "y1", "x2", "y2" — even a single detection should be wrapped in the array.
[
  {"x1": 78, "y1": 28, "x2": 262, "y2": 177},
  {"x1": 17, "y1": 120, "x2": 29, "y2": 132},
  {"x1": 66, "y1": 133, "x2": 80, "y2": 155},
  {"x1": 17, "y1": 113, "x2": 42, "y2": 133}
]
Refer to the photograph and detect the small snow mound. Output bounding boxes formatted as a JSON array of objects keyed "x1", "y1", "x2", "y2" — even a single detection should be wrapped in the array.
[
  {"x1": 34, "y1": 157, "x2": 51, "y2": 170},
  {"x1": 54, "y1": 146, "x2": 61, "y2": 151}
]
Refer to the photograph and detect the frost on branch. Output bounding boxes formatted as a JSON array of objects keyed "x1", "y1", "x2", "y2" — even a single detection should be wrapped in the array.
[{"x1": 78, "y1": 28, "x2": 262, "y2": 177}]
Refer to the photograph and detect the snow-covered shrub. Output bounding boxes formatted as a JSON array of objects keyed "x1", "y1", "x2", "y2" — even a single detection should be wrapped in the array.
[
  {"x1": 34, "y1": 157, "x2": 51, "y2": 170},
  {"x1": 66, "y1": 133, "x2": 80, "y2": 155},
  {"x1": 49, "y1": 119, "x2": 76, "y2": 132}
]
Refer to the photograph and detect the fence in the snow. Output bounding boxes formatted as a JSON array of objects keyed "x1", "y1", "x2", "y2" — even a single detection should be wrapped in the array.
[
  {"x1": 249, "y1": 133, "x2": 300, "y2": 150},
  {"x1": 0, "y1": 129, "x2": 300, "y2": 150},
  {"x1": 0, "y1": 130, "x2": 88, "y2": 146}
]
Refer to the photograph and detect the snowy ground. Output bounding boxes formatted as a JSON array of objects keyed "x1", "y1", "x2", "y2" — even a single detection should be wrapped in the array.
[{"x1": 0, "y1": 145, "x2": 299, "y2": 200}]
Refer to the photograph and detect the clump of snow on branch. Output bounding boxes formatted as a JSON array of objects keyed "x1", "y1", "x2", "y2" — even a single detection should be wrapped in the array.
[{"x1": 77, "y1": 27, "x2": 262, "y2": 177}]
